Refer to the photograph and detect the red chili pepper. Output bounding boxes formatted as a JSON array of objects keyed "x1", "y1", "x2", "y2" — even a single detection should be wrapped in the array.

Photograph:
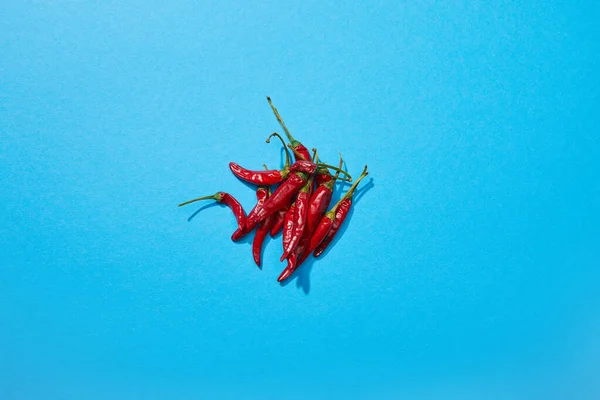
[
  {"x1": 286, "y1": 146, "x2": 352, "y2": 181},
  {"x1": 313, "y1": 166, "x2": 369, "y2": 257},
  {"x1": 245, "y1": 171, "x2": 309, "y2": 232},
  {"x1": 229, "y1": 163, "x2": 288, "y2": 186},
  {"x1": 277, "y1": 166, "x2": 368, "y2": 282},
  {"x1": 230, "y1": 154, "x2": 348, "y2": 187},
  {"x1": 267, "y1": 96, "x2": 311, "y2": 161},
  {"x1": 280, "y1": 176, "x2": 313, "y2": 261},
  {"x1": 277, "y1": 241, "x2": 303, "y2": 282},
  {"x1": 178, "y1": 192, "x2": 247, "y2": 241},
  {"x1": 277, "y1": 251, "x2": 298, "y2": 282},
  {"x1": 268, "y1": 149, "x2": 319, "y2": 239},
  {"x1": 269, "y1": 206, "x2": 288, "y2": 237},
  {"x1": 280, "y1": 202, "x2": 297, "y2": 254},
  {"x1": 305, "y1": 153, "x2": 344, "y2": 238},
  {"x1": 252, "y1": 187, "x2": 275, "y2": 267},
  {"x1": 229, "y1": 133, "x2": 292, "y2": 185}
]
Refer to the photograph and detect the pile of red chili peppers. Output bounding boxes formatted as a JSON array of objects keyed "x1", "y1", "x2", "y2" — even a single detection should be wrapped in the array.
[{"x1": 179, "y1": 97, "x2": 369, "y2": 283}]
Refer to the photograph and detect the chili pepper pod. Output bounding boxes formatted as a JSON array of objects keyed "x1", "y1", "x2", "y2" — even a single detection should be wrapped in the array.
[
  {"x1": 277, "y1": 252, "x2": 298, "y2": 282},
  {"x1": 281, "y1": 202, "x2": 297, "y2": 254},
  {"x1": 245, "y1": 170, "x2": 310, "y2": 232},
  {"x1": 178, "y1": 192, "x2": 247, "y2": 241},
  {"x1": 229, "y1": 133, "x2": 293, "y2": 186},
  {"x1": 229, "y1": 162, "x2": 287, "y2": 186},
  {"x1": 305, "y1": 153, "x2": 344, "y2": 237},
  {"x1": 278, "y1": 237, "x2": 306, "y2": 282},
  {"x1": 267, "y1": 96, "x2": 311, "y2": 161},
  {"x1": 313, "y1": 166, "x2": 369, "y2": 257},
  {"x1": 277, "y1": 207, "x2": 321, "y2": 282},
  {"x1": 269, "y1": 206, "x2": 288, "y2": 237},
  {"x1": 280, "y1": 176, "x2": 313, "y2": 261},
  {"x1": 231, "y1": 167, "x2": 275, "y2": 241},
  {"x1": 312, "y1": 149, "x2": 332, "y2": 185},
  {"x1": 252, "y1": 187, "x2": 275, "y2": 267},
  {"x1": 287, "y1": 146, "x2": 352, "y2": 182},
  {"x1": 277, "y1": 166, "x2": 368, "y2": 282}
]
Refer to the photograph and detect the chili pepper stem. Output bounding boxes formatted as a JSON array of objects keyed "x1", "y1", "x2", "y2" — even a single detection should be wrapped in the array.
[
  {"x1": 312, "y1": 148, "x2": 320, "y2": 164},
  {"x1": 178, "y1": 193, "x2": 221, "y2": 207},
  {"x1": 286, "y1": 144, "x2": 352, "y2": 181},
  {"x1": 266, "y1": 96, "x2": 302, "y2": 149},
  {"x1": 328, "y1": 165, "x2": 368, "y2": 214},
  {"x1": 333, "y1": 153, "x2": 344, "y2": 180},
  {"x1": 266, "y1": 132, "x2": 291, "y2": 167}
]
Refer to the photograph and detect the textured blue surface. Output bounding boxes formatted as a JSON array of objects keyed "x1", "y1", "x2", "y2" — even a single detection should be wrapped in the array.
[{"x1": 1, "y1": 1, "x2": 599, "y2": 399}]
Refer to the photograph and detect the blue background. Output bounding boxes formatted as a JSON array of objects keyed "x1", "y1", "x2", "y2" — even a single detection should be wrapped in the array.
[{"x1": 1, "y1": 1, "x2": 598, "y2": 399}]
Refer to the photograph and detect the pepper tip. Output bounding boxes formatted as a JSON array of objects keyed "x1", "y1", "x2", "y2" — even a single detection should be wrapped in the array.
[{"x1": 277, "y1": 269, "x2": 291, "y2": 282}]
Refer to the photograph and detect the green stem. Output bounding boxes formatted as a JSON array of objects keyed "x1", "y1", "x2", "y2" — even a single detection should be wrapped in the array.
[
  {"x1": 332, "y1": 153, "x2": 344, "y2": 180},
  {"x1": 178, "y1": 193, "x2": 221, "y2": 207},
  {"x1": 266, "y1": 96, "x2": 300, "y2": 147},
  {"x1": 286, "y1": 144, "x2": 352, "y2": 181},
  {"x1": 317, "y1": 162, "x2": 353, "y2": 181},
  {"x1": 312, "y1": 148, "x2": 320, "y2": 164},
  {"x1": 266, "y1": 132, "x2": 291, "y2": 167},
  {"x1": 328, "y1": 165, "x2": 368, "y2": 213}
]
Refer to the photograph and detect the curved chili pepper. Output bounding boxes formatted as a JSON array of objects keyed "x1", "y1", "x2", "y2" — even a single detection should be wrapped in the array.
[
  {"x1": 178, "y1": 192, "x2": 247, "y2": 241},
  {"x1": 286, "y1": 148, "x2": 352, "y2": 181},
  {"x1": 267, "y1": 96, "x2": 311, "y2": 161},
  {"x1": 278, "y1": 166, "x2": 369, "y2": 282},
  {"x1": 231, "y1": 170, "x2": 274, "y2": 241},
  {"x1": 230, "y1": 146, "x2": 349, "y2": 187},
  {"x1": 229, "y1": 162, "x2": 287, "y2": 185},
  {"x1": 280, "y1": 176, "x2": 313, "y2": 261},
  {"x1": 245, "y1": 171, "x2": 309, "y2": 232},
  {"x1": 280, "y1": 202, "x2": 297, "y2": 255},
  {"x1": 269, "y1": 206, "x2": 288, "y2": 237},
  {"x1": 312, "y1": 149, "x2": 338, "y2": 185},
  {"x1": 313, "y1": 166, "x2": 369, "y2": 257},
  {"x1": 289, "y1": 160, "x2": 317, "y2": 174},
  {"x1": 277, "y1": 220, "x2": 314, "y2": 282},
  {"x1": 315, "y1": 166, "x2": 333, "y2": 186},
  {"x1": 305, "y1": 153, "x2": 344, "y2": 238},
  {"x1": 252, "y1": 187, "x2": 275, "y2": 267},
  {"x1": 229, "y1": 132, "x2": 293, "y2": 186},
  {"x1": 277, "y1": 155, "x2": 343, "y2": 280},
  {"x1": 277, "y1": 251, "x2": 298, "y2": 282}
]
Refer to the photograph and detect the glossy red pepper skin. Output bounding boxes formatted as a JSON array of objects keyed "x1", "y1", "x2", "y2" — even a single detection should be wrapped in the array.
[
  {"x1": 269, "y1": 206, "x2": 288, "y2": 237},
  {"x1": 252, "y1": 219, "x2": 272, "y2": 267},
  {"x1": 254, "y1": 186, "x2": 269, "y2": 204},
  {"x1": 178, "y1": 192, "x2": 247, "y2": 242},
  {"x1": 231, "y1": 185, "x2": 269, "y2": 241},
  {"x1": 289, "y1": 160, "x2": 318, "y2": 175},
  {"x1": 315, "y1": 166, "x2": 333, "y2": 186},
  {"x1": 310, "y1": 165, "x2": 367, "y2": 255},
  {"x1": 306, "y1": 182, "x2": 334, "y2": 237},
  {"x1": 286, "y1": 166, "x2": 368, "y2": 273},
  {"x1": 281, "y1": 203, "x2": 296, "y2": 254},
  {"x1": 245, "y1": 171, "x2": 309, "y2": 232},
  {"x1": 277, "y1": 211, "x2": 331, "y2": 282},
  {"x1": 252, "y1": 188, "x2": 275, "y2": 267},
  {"x1": 313, "y1": 199, "x2": 351, "y2": 257},
  {"x1": 277, "y1": 251, "x2": 297, "y2": 282},
  {"x1": 280, "y1": 177, "x2": 313, "y2": 261},
  {"x1": 287, "y1": 167, "x2": 336, "y2": 264},
  {"x1": 229, "y1": 162, "x2": 288, "y2": 185},
  {"x1": 293, "y1": 144, "x2": 311, "y2": 162}
]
